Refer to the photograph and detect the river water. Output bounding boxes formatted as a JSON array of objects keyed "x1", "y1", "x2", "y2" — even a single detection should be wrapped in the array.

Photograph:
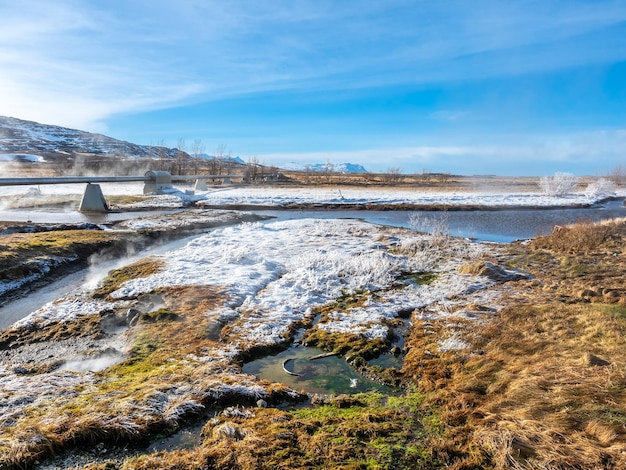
[
  {"x1": 0, "y1": 208, "x2": 180, "y2": 224},
  {"x1": 256, "y1": 198, "x2": 626, "y2": 243}
]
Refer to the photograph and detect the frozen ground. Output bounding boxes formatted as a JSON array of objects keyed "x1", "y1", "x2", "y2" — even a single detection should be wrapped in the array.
[
  {"x1": 195, "y1": 185, "x2": 622, "y2": 208},
  {"x1": 12, "y1": 218, "x2": 505, "y2": 352}
]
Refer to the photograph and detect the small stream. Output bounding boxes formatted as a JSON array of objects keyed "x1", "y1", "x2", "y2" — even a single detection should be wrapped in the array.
[{"x1": 0, "y1": 232, "x2": 205, "y2": 330}]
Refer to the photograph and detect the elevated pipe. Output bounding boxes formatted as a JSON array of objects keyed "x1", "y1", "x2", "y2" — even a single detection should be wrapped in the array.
[
  {"x1": 0, "y1": 176, "x2": 150, "y2": 185},
  {"x1": 0, "y1": 174, "x2": 241, "y2": 186},
  {"x1": 0, "y1": 172, "x2": 242, "y2": 213}
]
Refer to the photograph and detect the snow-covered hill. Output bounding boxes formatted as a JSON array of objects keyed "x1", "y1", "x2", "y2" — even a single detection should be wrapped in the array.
[
  {"x1": 282, "y1": 161, "x2": 368, "y2": 173},
  {"x1": 0, "y1": 116, "x2": 369, "y2": 174},
  {"x1": 0, "y1": 116, "x2": 180, "y2": 161},
  {"x1": 195, "y1": 154, "x2": 245, "y2": 164}
]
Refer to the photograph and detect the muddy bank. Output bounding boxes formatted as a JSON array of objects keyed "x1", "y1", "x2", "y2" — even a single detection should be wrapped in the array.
[{"x1": 199, "y1": 201, "x2": 599, "y2": 212}]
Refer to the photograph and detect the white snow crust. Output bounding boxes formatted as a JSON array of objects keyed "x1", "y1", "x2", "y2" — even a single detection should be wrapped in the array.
[
  {"x1": 14, "y1": 218, "x2": 501, "y2": 350},
  {"x1": 0, "y1": 181, "x2": 622, "y2": 207}
]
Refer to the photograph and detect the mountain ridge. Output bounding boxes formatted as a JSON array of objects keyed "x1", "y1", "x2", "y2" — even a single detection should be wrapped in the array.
[
  {"x1": 0, "y1": 116, "x2": 368, "y2": 173},
  {"x1": 0, "y1": 116, "x2": 180, "y2": 161}
]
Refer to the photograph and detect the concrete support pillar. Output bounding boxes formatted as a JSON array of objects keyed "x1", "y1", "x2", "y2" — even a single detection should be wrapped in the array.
[
  {"x1": 143, "y1": 171, "x2": 173, "y2": 194},
  {"x1": 194, "y1": 178, "x2": 208, "y2": 191},
  {"x1": 222, "y1": 177, "x2": 231, "y2": 185},
  {"x1": 79, "y1": 183, "x2": 109, "y2": 213}
]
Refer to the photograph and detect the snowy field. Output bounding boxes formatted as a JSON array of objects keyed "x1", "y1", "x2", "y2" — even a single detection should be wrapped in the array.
[
  {"x1": 195, "y1": 185, "x2": 622, "y2": 208},
  {"x1": 15, "y1": 218, "x2": 505, "y2": 351},
  {"x1": 0, "y1": 180, "x2": 623, "y2": 209}
]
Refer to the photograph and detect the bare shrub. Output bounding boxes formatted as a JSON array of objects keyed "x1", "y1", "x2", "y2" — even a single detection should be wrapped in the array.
[
  {"x1": 540, "y1": 172, "x2": 580, "y2": 197},
  {"x1": 408, "y1": 212, "x2": 450, "y2": 249},
  {"x1": 584, "y1": 178, "x2": 615, "y2": 199},
  {"x1": 409, "y1": 211, "x2": 450, "y2": 244},
  {"x1": 607, "y1": 163, "x2": 626, "y2": 185},
  {"x1": 382, "y1": 167, "x2": 403, "y2": 184}
]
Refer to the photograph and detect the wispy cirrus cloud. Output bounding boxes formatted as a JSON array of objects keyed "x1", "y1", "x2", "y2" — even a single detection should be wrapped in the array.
[{"x1": 1, "y1": 0, "x2": 625, "y2": 134}]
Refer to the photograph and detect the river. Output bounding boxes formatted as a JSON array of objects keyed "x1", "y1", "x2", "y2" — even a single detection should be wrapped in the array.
[{"x1": 256, "y1": 198, "x2": 626, "y2": 243}]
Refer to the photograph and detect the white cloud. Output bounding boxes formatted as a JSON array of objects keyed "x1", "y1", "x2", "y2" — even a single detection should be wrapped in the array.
[
  {"x1": 259, "y1": 129, "x2": 626, "y2": 175},
  {"x1": 1, "y1": 1, "x2": 625, "y2": 131}
]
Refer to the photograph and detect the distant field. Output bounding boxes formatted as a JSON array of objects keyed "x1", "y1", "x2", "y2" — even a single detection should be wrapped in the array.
[{"x1": 0, "y1": 161, "x2": 603, "y2": 194}]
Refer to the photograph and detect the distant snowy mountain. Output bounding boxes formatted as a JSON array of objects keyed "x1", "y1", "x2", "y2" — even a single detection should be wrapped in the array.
[
  {"x1": 283, "y1": 162, "x2": 368, "y2": 173},
  {"x1": 196, "y1": 153, "x2": 245, "y2": 164},
  {"x1": 0, "y1": 116, "x2": 180, "y2": 161}
]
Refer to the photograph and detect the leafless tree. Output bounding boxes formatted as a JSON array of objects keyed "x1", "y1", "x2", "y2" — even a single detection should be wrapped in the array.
[
  {"x1": 215, "y1": 143, "x2": 228, "y2": 159},
  {"x1": 156, "y1": 139, "x2": 169, "y2": 171},
  {"x1": 245, "y1": 156, "x2": 260, "y2": 182},
  {"x1": 175, "y1": 138, "x2": 187, "y2": 175},
  {"x1": 437, "y1": 172, "x2": 452, "y2": 184},
  {"x1": 266, "y1": 165, "x2": 279, "y2": 181},
  {"x1": 212, "y1": 143, "x2": 232, "y2": 175},
  {"x1": 323, "y1": 160, "x2": 335, "y2": 183},
  {"x1": 383, "y1": 167, "x2": 403, "y2": 184},
  {"x1": 191, "y1": 139, "x2": 205, "y2": 174}
]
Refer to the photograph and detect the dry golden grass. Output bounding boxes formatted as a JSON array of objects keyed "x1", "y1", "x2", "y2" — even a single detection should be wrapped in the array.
[
  {"x1": 0, "y1": 229, "x2": 115, "y2": 263},
  {"x1": 399, "y1": 218, "x2": 626, "y2": 469},
  {"x1": 533, "y1": 218, "x2": 624, "y2": 255},
  {"x1": 92, "y1": 258, "x2": 163, "y2": 298},
  {"x1": 469, "y1": 302, "x2": 626, "y2": 469}
]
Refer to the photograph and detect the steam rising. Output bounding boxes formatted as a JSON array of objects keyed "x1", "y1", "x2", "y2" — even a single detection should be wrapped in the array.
[{"x1": 59, "y1": 351, "x2": 124, "y2": 372}]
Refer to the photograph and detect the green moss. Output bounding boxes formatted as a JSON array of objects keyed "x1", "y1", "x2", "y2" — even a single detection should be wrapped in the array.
[
  {"x1": 387, "y1": 392, "x2": 426, "y2": 413},
  {"x1": 558, "y1": 256, "x2": 591, "y2": 278},
  {"x1": 591, "y1": 406, "x2": 626, "y2": 426},
  {"x1": 107, "y1": 335, "x2": 161, "y2": 377},
  {"x1": 395, "y1": 271, "x2": 438, "y2": 286},
  {"x1": 303, "y1": 328, "x2": 388, "y2": 362},
  {"x1": 288, "y1": 392, "x2": 439, "y2": 469},
  {"x1": 600, "y1": 304, "x2": 626, "y2": 321},
  {"x1": 137, "y1": 308, "x2": 181, "y2": 324}
]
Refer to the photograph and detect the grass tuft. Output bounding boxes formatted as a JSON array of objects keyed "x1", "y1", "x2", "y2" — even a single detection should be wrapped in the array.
[{"x1": 92, "y1": 258, "x2": 163, "y2": 299}]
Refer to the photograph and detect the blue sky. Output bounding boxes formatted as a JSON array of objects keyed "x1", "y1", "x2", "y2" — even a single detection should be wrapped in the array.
[{"x1": 1, "y1": 0, "x2": 625, "y2": 175}]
